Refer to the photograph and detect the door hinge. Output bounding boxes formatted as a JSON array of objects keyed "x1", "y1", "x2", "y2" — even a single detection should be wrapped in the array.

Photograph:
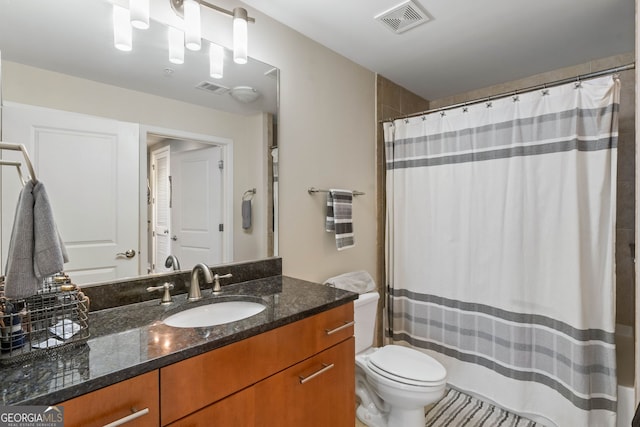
[
  {"x1": 219, "y1": 224, "x2": 224, "y2": 232},
  {"x1": 218, "y1": 160, "x2": 224, "y2": 170}
]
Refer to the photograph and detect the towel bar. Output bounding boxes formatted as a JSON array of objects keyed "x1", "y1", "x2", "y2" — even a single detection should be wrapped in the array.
[
  {"x1": 0, "y1": 142, "x2": 37, "y2": 183},
  {"x1": 308, "y1": 187, "x2": 365, "y2": 196}
]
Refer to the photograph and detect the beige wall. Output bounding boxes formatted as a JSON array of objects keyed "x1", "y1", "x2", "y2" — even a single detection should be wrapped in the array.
[
  {"x1": 240, "y1": 6, "x2": 378, "y2": 282},
  {"x1": 1, "y1": 61, "x2": 267, "y2": 266}
]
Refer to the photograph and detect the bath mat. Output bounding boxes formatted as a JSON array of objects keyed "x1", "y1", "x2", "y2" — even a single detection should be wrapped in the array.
[{"x1": 425, "y1": 388, "x2": 539, "y2": 427}]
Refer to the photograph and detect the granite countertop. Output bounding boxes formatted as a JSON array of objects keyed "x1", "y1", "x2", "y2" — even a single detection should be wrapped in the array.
[{"x1": 0, "y1": 275, "x2": 357, "y2": 405}]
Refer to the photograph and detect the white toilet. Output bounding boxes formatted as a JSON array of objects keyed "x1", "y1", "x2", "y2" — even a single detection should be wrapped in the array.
[{"x1": 354, "y1": 291, "x2": 447, "y2": 427}]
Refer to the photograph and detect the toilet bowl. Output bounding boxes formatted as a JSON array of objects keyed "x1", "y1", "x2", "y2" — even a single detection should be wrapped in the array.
[
  {"x1": 356, "y1": 345, "x2": 446, "y2": 427},
  {"x1": 354, "y1": 292, "x2": 447, "y2": 427}
]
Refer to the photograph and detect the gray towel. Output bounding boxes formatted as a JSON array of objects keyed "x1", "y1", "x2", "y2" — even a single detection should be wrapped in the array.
[
  {"x1": 242, "y1": 199, "x2": 252, "y2": 230},
  {"x1": 5, "y1": 181, "x2": 68, "y2": 300},
  {"x1": 325, "y1": 189, "x2": 354, "y2": 250}
]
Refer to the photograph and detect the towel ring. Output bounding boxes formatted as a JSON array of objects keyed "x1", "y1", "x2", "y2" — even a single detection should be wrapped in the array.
[{"x1": 243, "y1": 188, "x2": 256, "y2": 201}]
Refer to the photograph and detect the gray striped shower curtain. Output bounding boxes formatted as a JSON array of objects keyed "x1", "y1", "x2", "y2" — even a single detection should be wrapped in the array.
[{"x1": 383, "y1": 75, "x2": 620, "y2": 426}]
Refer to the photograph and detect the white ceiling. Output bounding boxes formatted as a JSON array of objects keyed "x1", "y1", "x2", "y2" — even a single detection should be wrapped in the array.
[
  {"x1": 0, "y1": 0, "x2": 634, "y2": 110},
  {"x1": 0, "y1": 0, "x2": 278, "y2": 116},
  {"x1": 241, "y1": 0, "x2": 635, "y2": 101}
]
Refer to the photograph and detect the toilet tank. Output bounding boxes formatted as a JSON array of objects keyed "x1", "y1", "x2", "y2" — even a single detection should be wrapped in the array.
[{"x1": 353, "y1": 291, "x2": 380, "y2": 353}]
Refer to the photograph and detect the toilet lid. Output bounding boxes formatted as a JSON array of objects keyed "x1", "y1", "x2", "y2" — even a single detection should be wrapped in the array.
[{"x1": 368, "y1": 345, "x2": 446, "y2": 385}]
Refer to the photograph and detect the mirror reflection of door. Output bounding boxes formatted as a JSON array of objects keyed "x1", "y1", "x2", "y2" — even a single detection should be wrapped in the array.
[
  {"x1": 150, "y1": 147, "x2": 171, "y2": 273},
  {"x1": 147, "y1": 139, "x2": 223, "y2": 273},
  {"x1": 1, "y1": 103, "x2": 139, "y2": 283}
]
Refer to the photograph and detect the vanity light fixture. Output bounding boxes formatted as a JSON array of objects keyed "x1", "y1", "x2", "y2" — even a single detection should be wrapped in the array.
[
  {"x1": 130, "y1": 0, "x2": 150, "y2": 30},
  {"x1": 113, "y1": 5, "x2": 133, "y2": 52},
  {"x1": 209, "y1": 43, "x2": 224, "y2": 79},
  {"x1": 112, "y1": 0, "x2": 254, "y2": 74},
  {"x1": 168, "y1": 0, "x2": 255, "y2": 65}
]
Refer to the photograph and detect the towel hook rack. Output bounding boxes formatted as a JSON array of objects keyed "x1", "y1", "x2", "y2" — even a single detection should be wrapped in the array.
[
  {"x1": 308, "y1": 187, "x2": 365, "y2": 196},
  {"x1": 243, "y1": 188, "x2": 256, "y2": 201},
  {"x1": 0, "y1": 142, "x2": 37, "y2": 183}
]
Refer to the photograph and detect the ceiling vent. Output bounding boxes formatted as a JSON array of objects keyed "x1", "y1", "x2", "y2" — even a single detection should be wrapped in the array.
[
  {"x1": 195, "y1": 81, "x2": 230, "y2": 94},
  {"x1": 375, "y1": 0, "x2": 430, "y2": 34}
]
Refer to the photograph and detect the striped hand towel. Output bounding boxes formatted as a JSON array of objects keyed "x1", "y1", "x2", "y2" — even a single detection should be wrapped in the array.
[{"x1": 326, "y1": 189, "x2": 355, "y2": 250}]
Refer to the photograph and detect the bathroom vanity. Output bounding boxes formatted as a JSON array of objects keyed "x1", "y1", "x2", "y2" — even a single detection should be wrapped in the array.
[{"x1": 0, "y1": 262, "x2": 357, "y2": 427}]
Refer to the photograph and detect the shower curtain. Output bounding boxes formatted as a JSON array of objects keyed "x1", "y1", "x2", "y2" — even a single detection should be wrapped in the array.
[{"x1": 384, "y1": 76, "x2": 619, "y2": 427}]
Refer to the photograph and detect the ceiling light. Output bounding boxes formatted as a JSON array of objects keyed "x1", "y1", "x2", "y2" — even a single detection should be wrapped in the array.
[
  {"x1": 130, "y1": 0, "x2": 150, "y2": 30},
  {"x1": 233, "y1": 8, "x2": 248, "y2": 65},
  {"x1": 184, "y1": 0, "x2": 202, "y2": 51},
  {"x1": 209, "y1": 43, "x2": 224, "y2": 79},
  {"x1": 113, "y1": 5, "x2": 132, "y2": 52},
  {"x1": 168, "y1": 26, "x2": 184, "y2": 64},
  {"x1": 111, "y1": 0, "x2": 255, "y2": 79},
  {"x1": 229, "y1": 86, "x2": 260, "y2": 103}
]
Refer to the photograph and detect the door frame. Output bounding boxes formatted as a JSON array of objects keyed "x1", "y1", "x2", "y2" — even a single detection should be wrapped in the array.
[
  {"x1": 149, "y1": 145, "x2": 171, "y2": 273},
  {"x1": 139, "y1": 125, "x2": 234, "y2": 274}
]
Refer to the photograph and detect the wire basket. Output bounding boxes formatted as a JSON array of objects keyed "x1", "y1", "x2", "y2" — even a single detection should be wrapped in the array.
[{"x1": 0, "y1": 273, "x2": 90, "y2": 364}]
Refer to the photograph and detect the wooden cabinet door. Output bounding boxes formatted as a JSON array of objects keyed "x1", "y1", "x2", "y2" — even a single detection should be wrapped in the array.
[
  {"x1": 255, "y1": 338, "x2": 355, "y2": 427},
  {"x1": 59, "y1": 371, "x2": 159, "y2": 427}
]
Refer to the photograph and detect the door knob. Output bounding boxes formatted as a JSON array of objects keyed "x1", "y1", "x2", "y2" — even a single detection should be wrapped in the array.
[{"x1": 116, "y1": 249, "x2": 136, "y2": 259}]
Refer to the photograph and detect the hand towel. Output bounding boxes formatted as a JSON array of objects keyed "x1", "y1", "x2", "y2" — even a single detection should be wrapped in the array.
[
  {"x1": 242, "y1": 199, "x2": 252, "y2": 230},
  {"x1": 325, "y1": 189, "x2": 355, "y2": 250},
  {"x1": 4, "y1": 181, "x2": 68, "y2": 300}
]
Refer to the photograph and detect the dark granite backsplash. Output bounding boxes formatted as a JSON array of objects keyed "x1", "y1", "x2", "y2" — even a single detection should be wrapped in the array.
[{"x1": 83, "y1": 257, "x2": 282, "y2": 311}]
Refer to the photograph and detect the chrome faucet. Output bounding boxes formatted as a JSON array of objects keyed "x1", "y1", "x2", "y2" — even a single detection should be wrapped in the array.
[
  {"x1": 188, "y1": 263, "x2": 213, "y2": 301},
  {"x1": 212, "y1": 273, "x2": 233, "y2": 294},
  {"x1": 164, "y1": 255, "x2": 181, "y2": 271},
  {"x1": 147, "y1": 282, "x2": 174, "y2": 305}
]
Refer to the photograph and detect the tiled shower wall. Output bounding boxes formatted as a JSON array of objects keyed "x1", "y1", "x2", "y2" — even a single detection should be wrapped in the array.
[
  {"x1": 375, "y1": 76, "x2": 430, "y2": 343},
  {"x1": 376, "y1": 52, "x2": 636, "y2": 336}
]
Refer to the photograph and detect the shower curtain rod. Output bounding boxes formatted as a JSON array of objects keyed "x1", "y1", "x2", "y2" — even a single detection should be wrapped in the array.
[{"x1": 381, "y1": 62, "x2": 635, "y2": 123}]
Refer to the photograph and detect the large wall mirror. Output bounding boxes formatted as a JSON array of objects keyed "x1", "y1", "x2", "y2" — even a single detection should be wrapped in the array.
[{"x1": 0, "y1": 0, "x2": 279, "y2": 286}]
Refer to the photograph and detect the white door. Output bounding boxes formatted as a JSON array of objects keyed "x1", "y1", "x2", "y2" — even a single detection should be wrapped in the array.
[
  {"x1": 150, "y1": 147, "x2": 171, "y2": 273},
  {"x1": 1, "y1": 103, "x2": 139, "y2": 284},
  {"x1": 171, "y1": 145, "x2": 223, "y2": 267}
]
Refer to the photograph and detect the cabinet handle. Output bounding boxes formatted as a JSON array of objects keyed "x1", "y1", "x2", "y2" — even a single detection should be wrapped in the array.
[
  {"x1": 299, "y1": 363, "x2": 335, "y2": 384},
  {"x1": 325, "y1": 320, "x2": 355, "y2": 335},
  {"x1": 102, "y1": 407, "x2": 150, "y2": 427}
]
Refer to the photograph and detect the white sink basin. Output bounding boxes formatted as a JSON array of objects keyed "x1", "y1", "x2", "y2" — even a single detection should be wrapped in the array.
[{"x1": 164, "y1": 301, "x2": 266, "y2": 328}]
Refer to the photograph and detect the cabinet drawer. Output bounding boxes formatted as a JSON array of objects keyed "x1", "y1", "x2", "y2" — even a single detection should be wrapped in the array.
[
  {"x1": 59, "y1": 371, "x2": 159, "y2": 427},
  {"x1": 160, "y1": 303, "x2": 354, "y2": 425},
  {"x1": 167, "y1": 338, "x2": 355, "y2": 427},
  {"x1": 311, "y1": 301, "x2": 354, "y2": 353},
  {"x1": 256, "y1": 338, "x2": 356, "y2": 426}
]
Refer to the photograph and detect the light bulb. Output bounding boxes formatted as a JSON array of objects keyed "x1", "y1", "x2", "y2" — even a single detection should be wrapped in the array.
[
  {"x1": 130, "y1": 0, "x2": 150, "y2": 30},
  {"x1": 168, "y1": 27, "x2": 184, "y2": 64},
  {"x1": 233, "y1": 8, "x2": 248, "y2": 64},
  {"x1": 113, "y1": 5, "x2": 132, "y2": 52},
  {"x1": 184, "y1": 0, "x2": 201, "y2": 51},
  {"x1": 209, "y1": 43, "x2": 224, "y2": 79}
]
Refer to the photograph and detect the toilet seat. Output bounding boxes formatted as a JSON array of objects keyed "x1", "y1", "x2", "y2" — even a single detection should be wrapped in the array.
[{"x1": 367, "y1": 345, "x2": 446, "y2": 387}]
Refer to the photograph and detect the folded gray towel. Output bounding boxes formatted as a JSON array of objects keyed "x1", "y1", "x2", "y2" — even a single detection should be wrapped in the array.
[
  {"x1": 326, "y1": 189, "x2": 354, "y2": 250},
  {"x1": 242, "y1": 199, "x2": 252, "y2": 230},
  {"x1": 5, "y1": 181, "x2": 68, "y2": 299}
]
